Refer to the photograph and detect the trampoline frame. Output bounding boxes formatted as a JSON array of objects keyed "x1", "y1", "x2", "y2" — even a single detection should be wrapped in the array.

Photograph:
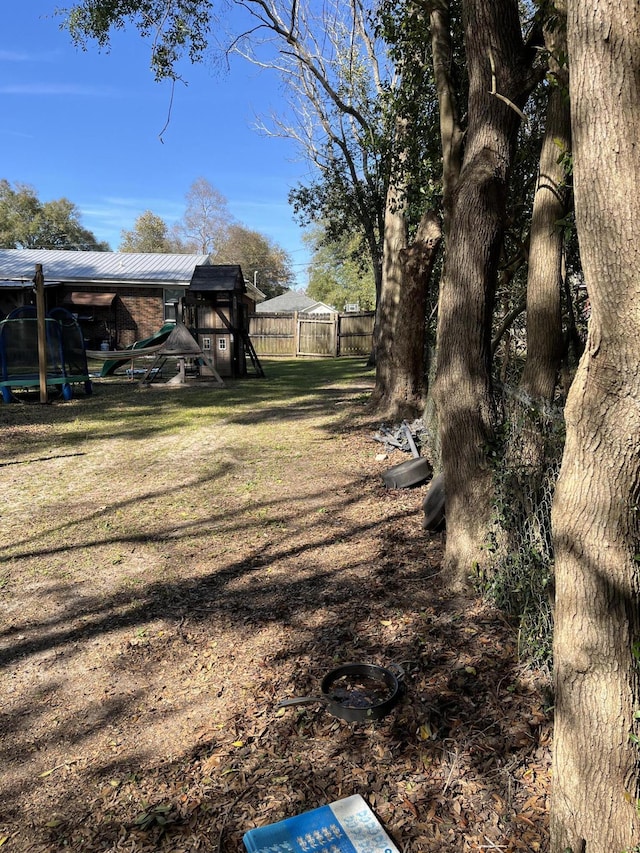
[{"x1": 0, "y1": 307, "x2": 92, "y2": 402}]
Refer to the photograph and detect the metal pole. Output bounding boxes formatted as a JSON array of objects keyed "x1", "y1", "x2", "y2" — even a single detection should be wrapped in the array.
[{"x1": 34, "y1": 264, "x2": 47, "y2": 403}]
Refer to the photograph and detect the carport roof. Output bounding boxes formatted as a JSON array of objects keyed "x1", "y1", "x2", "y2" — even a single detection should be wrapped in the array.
[
  {"x1": 63, "y1": 291, "x2": 117, "y2": 307},
  {"x1": 0, "y1": 278, "x2": 60, "y2": 288},
  {"x1": 0, "y1": 249, "x2": 211, "y2": 285}
]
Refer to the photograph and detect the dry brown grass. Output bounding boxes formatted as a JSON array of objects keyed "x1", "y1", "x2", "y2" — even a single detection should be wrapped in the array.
[{"x1": 0, "y1": 360, "x2": 550, "y2": 852}]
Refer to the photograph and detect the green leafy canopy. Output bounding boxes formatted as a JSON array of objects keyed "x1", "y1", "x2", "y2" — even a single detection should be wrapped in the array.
[{"x1": 63, "y1": 0, "x2": 215, "y2": 79}]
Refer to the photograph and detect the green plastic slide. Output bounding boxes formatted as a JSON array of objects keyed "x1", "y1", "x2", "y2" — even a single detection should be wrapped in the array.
[{"x1": 100, "y1": 323, "x2": 175, "y2": 377}]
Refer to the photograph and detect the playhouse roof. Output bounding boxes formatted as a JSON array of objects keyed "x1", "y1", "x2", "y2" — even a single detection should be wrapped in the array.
[
  {"x1": 189, "y1": 264, "x2": 245, "y2": 292},
  {"x1": 188, "y1": 264, "x2": 266, "y2": 304}
]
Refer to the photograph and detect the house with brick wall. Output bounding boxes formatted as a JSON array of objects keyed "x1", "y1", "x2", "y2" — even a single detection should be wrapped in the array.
[{"x1": 0, "y1": 250, "x2": 265, "y2": 376}]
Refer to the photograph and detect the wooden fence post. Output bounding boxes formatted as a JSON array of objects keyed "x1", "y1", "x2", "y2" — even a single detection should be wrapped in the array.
[{"x1": 293, "y1": 311, "x2": 300, "y2": 357}]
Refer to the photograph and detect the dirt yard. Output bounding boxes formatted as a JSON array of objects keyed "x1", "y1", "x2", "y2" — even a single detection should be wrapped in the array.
[{"x1": 0, "y1": 359, "x2": 551, "y2": 852}]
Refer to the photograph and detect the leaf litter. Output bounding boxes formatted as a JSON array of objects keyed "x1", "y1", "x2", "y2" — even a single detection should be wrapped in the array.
[{"x1": 0, "y1": 371, "x2": 551, "y2": 852}]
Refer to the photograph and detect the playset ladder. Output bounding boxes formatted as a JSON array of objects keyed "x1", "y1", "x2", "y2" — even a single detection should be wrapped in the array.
[{"x1": 241, "y1": 329, "x2": 265, "y2": 377}]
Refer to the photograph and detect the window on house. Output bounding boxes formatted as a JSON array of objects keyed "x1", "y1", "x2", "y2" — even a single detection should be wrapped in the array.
[
  {"x1": 202, "y1": 337, "x2": 211, "y2": 351},
  {"x1": 218, "y1": 338, "x2": 227, "y2": 351},
  {"x1": 164, "y1": 288, "x2": 186, "y2": 322}
]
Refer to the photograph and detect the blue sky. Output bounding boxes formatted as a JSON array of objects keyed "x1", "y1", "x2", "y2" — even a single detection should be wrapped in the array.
[{"x1": 0, "y1": 3, "x2": 313, "y2": 288}]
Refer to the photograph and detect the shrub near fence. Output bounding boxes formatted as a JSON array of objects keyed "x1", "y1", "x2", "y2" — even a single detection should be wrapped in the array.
[{"x1": 249, "y1": 311, "x2": 374, "y2": 358}]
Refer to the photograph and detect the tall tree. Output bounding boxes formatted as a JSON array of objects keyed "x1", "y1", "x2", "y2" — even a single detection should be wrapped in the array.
[
  {"x1": 305, "y1": 227, "x2": 376, "y2": 312},
  {"x1": 237, "y1": 0, "x2": 447, "y2": 414},
  {"x1": 120, "y1": 210, "x2": 186, "y2": 253},
  {"x1": 236, "y1": 0, "x2": 390, "y2": 309},
  {"x1": 550, "y1": 0, "x2": 640, "y2": 849},
  {"x1": 177, "y1": 177, "x2": 232, "y2": 254},
  {"x1": 62, "y1": 0, "x2": 441, "y2": 408},
  {"x1": 369, "y1": 2, "x2": 445, "y2": 416},
  {"x1": 432, "y1": 0, "x2": 542, "y2": 584},
  {"x1": 66, "y1": 0, "x2": 215, "y2": 80},
  {"x1": 371, "y1": 113, "x2": 442, "y2": 416},
  {"x1": 214, "y1": 223, "x2": 294, "y2": 298},
  {"x1": 372, "y1": 203, "x2": 441, "y2": 416},
  {"x1": 0, "y1": 180, "x2": 109, "y2": 250},
  {"x1": 116, "y1": 191, "x2": 292, "y2": 289},
  {"x1": 519, "y1": 3, "x2": 571, "y2": 404},
  {"x1": 429, "y1": 0, "x2": 464, "y2": 235}
]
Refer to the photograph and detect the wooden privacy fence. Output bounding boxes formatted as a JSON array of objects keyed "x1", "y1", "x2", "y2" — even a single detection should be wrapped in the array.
[{"x1": 249, "y1": 311, "x2": 375, "y2": 358}]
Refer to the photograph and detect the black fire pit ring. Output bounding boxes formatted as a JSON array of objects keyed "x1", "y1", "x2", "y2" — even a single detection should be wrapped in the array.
[{"x1": 277, "y1": 662, "x2": 404, "y2": 722}]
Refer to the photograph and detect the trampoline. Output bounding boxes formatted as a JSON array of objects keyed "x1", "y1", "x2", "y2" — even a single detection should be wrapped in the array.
[{"x1": 0, "y1": 306, "x2": 92, "y2": 402}]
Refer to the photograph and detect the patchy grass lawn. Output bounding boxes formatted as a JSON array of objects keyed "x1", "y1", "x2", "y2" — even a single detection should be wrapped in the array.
[{"x1": 0, "y1": 358, "x2": 550, "y2": 852}]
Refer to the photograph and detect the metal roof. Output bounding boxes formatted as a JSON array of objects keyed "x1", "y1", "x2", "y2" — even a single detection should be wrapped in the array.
[
  {"x1": 246, "y1": 280, "x2": 267, "y2": 302},
  {"x1": 255, "y1": 291, "x2": 336, "y2": 313},
  {"x1": 0, "y1": 249, "x2": 211, "y2": 285}
]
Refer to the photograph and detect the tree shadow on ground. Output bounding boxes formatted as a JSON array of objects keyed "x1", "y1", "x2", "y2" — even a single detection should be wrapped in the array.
[{"x1": 0, "y1": 359, "x2": 551, "y2": 852}]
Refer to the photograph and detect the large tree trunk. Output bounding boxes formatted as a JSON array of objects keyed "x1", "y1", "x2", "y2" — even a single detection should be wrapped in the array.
[
  {"x1": 417, "y1": 0, "x2": 463, "y2": 465},
  {"x1": 371, "y1": 193, "x2": 442, "y2": 417},
  {"x1": 520, "y1": 8, "x2": 570, "y2": 403},
  {"x1": 371, "y1": 114, "x2": 442, "y2": 418},
  {"x1": 432, "y1": 0, "x2": 533, "y2": 584},
  {"x1": 497, "y1": 6, "x2": 571, "y2": 568},
  {"x1": 366, "y1": 234, "x2": 385, "y2": 368},
  {"x1": 550, "y1": 1, "x2": 640, "y2": 851},
  {"x1": 429, "y1": 0, "x2": 463, "y2": 234}
]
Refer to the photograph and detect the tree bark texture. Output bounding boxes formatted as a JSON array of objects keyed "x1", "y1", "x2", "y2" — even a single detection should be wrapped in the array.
[
  {"x1": 550, "y1": 1, "x2": 640, "y2": 850},
  {"x1": 520, "y1": 14, "x2": 571, "y2": 404},
  {"x1": 397, "y1": 211, "x2": 442, "y2": 404},
  {"x1": 433, "y1": 0, "x2": 532, "y2": 583},
  {"x1": 429, "y1": 0, "x2": 464, "y2": 233},
  {"x1": 372, "y1": 190, "x2": 442, "y2": 417},
  {"x1": 372, "y1": 112, "x2": 442, "y2": 419},
  {"x1": 505, "y1": 7, "x2": 571, "y2": 494},
  {"x1": 414, "y1": 0, "x2": 463, "y2": 464}
]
